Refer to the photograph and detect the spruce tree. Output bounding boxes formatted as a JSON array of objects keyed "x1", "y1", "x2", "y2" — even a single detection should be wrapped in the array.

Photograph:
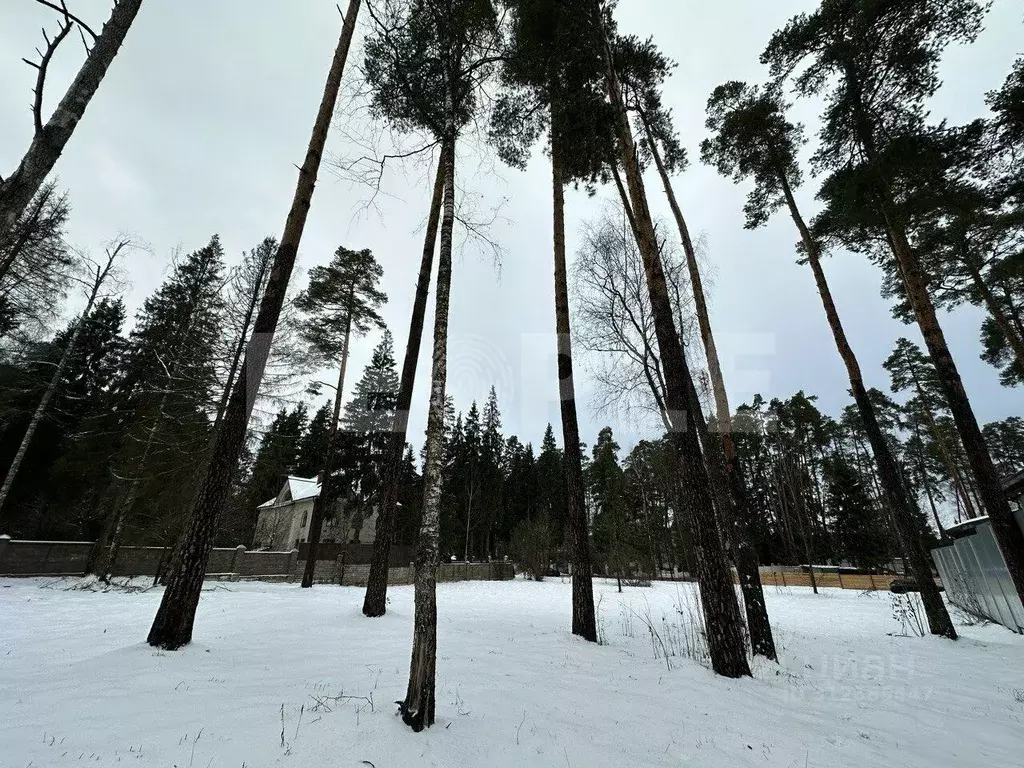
[
  {"x1": 338, "y1": 331, "x2": 399, "y2": 540},
  {"x1": 588, "y1": 427, "x2": 628, "y2": 591},
  {"x1": 295, "y1": 402, "x2": 333, "y2": 479}
]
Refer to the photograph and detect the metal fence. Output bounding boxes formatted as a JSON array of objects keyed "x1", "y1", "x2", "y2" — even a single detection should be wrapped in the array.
[{"x1": 931, "y1": 509, "x2": 1024, "y2": 634}]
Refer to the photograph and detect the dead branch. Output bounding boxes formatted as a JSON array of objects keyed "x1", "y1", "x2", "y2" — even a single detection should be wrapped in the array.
[
  {"x1": 33, "y1": 0, "x2": 98, "y2": 40},
  {"x1": 25, "y1": 16, "x2": 75, "y2": 135}
]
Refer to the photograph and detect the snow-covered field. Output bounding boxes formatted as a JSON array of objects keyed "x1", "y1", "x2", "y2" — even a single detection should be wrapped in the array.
[{"x1": 1, "y1": 577, "x2": 1021, "y2": 768}]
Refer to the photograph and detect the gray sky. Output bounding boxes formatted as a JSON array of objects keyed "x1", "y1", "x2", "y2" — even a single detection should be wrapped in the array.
[{"x1": 1, "y1": 0, "x2": 1020, "y2": 456}]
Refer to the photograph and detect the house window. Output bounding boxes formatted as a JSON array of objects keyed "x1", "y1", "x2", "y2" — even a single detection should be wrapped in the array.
[{"x1": 301, "y1": 510, "x2": 308, "y2": 527}]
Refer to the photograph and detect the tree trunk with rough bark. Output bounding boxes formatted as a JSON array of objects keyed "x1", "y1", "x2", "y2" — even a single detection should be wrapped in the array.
[
  {"x1": 301, "y1": 310, "x2": 353, "y2": 588},
  {"x1": 779, "y1": 172, "x2": 956, "y2": 638},
  {"x1": 401, "y1": 137, "x2": 455, "y2": 733},
  {"x1": 363, "y1": 149, "x2": 446, "y2": 617},
  {"x1": 146, "y1": 2, "x2": 360, "y2": 649},
  {"x1": 600, "y1": 28, "x2": 750, "y2": 678},
  {"x1": 552, "y1": 132, "x2": 598, "y2": 642},
  {"x1": 0, "y1": 0, "x2": 145, "y2": 241},
  {"x1": 642, "y1": 112, "x2": 774, "y2": 660}
]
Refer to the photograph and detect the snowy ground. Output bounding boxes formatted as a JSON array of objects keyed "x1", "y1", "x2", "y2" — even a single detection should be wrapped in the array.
[{"x1": 1, "y1": 577, "x2": 1022, "y2": 768}]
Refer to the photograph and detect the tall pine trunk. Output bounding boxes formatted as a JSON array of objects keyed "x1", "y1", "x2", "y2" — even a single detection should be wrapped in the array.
[
  {"x1": 642, "y1": 112, "x2": 775, "y2": 660},
  {"x1": 779, "y1": 173, "x2": 956, "y2": 637},
  {"x1": 147, "y1": 2, "x2": 360, "y2": 649},
  {"x1": 0, "y1": 0, "x2": 145, "y2": 241},
  {"x1": 600, "y1": 27, "x2": 750, "y2": 678},
  {"x1": 362, "y1": 148, "x2": 446, "y2": 617},
  {"x1": 845, "y1": 77, "x2": 1024, "y2": 603},
  {"x1": 301, "y1": 309, "x2": 353, "y2": 587},
  {"x1": 402, "y1": 137, "x2": 455, "y2": 733},
  {"x1": 552, "y1": 128, "x2": 597, "y2": 642}
]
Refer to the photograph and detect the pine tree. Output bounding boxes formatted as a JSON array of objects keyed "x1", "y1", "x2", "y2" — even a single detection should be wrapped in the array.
[
  {"x1": 983, "y1": 417, "x2": 1024, "y2": 477},
  {"x1": 763, "y1": 0, "x2": 1024, "y2": 607},
  {"x1": 702, "y1": 79, "x2": 956, "y2": 637},
  {"x1": 363, "y1": 151, "x2": 448, "y2": 618},
  {"x1": 590, "y1": 0, "x2": 750, "y2": 677},
  {"x1": 297, "y1": 246, "x2": 387, "y2": 586},
  {"x1": 0, "y1": 0, "x2": 145, "y2": 241},
  {"x1": 362, "y1": 0, "x2": 502, "y2": 729},
  {"x1": 494, "y1": 0, "x2": 605, "y2": 643}
]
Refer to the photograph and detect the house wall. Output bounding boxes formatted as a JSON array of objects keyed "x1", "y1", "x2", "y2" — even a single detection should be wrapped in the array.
[{"x1": 254, "y1": 499, "x2": 381, "y2": 551}]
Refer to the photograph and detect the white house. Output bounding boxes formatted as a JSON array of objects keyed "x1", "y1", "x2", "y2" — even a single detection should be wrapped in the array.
[{"x1": 252, "y1": 475, "x2": 379, "y2": 551}]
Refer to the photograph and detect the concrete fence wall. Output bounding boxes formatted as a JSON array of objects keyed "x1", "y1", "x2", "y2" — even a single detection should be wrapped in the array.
[{"x1": 0, "y1": 537, "x2": 515, "y2": 587}]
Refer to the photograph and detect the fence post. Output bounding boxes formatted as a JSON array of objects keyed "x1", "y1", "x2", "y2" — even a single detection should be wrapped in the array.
[
  {"x1": 231, "y1": 545, "x2": 246, "y2": 577},
  {"x1": 0, "y1": 535, "x2": 9, "y2": 573},
  {"x1": 337, "y1": 552, "x2": 346, "y2": 586},
  {"x1": 287, "y1": 548, "x2": 299, "y2": 582},
  {"x1": 869, "y1": 574, "x2": 878, "y2": 591},
  {"x1": 837, "y1": 567, "x2": 844, "y2": 590},
  {"x1": 781, "y1": 570, "x2": 787, "y2": 587}
]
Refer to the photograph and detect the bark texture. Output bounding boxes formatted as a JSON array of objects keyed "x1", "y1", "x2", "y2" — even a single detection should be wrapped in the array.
[
  {"x1": 642, "y1": 113, "x2": 775, "y2": 660},
  {"x1": 362, "y1": 149, "x2": 446, "y2": 617},
  {"x1": 779, "y1": 174, "x2": 956, "y2": 638},
  {"x1": 552, "y1": 138, "x2": 597, "y2": 643},
  {"x1": 600, "y1": 28, "x2": 750, "y2": 678},
  {"x1": 402, "y1": 139, "x2": 456, "y2": 732},
  {"x1": 146, "y1": 2, "x2": 360, "y2": 649},
  {"x1": 0, "y1": 0, "x2": 145, "y2": 241}
]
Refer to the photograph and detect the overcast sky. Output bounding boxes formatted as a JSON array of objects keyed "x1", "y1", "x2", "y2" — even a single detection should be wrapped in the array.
[{"x1": 1, "y1": 0, "x2": 1020, "y2": 457}]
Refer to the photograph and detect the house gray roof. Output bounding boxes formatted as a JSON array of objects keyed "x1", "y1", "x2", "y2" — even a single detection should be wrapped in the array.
[{"x1": 257, "y1": 475, "x2": 320, "y2": 509}]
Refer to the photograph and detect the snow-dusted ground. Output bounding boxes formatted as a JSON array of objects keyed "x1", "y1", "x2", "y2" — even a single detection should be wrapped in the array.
[{"x1": 1, "y1": 577, "x2": 1021, "y2": 768}]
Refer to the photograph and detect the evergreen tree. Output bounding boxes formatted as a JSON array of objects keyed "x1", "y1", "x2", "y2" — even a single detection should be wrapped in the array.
[
  {"x1": 535, "y1": 424, "x2": 566, "y2": 546},
  {"x1": 588, "y1": 427, "x2": 628, "y2": 591},
  {"x1": 494, "y1": 0, "x2": 607, "y2": 644},
  {"x1": 703, "y1": 79, "x2": 956, "y2": 637},
  {"x1": 478, "y1": 386, "x2": 505, "y2": 559},
  {"x1": 983, "y1": 417, "x2": 1024, "y2": 477},
  {"x1": 94, "y1": 238, "x2": 226, "y2": 569},
  {"x1": 763, "y1": 0, "x2": 1024, "y2": 607},
  {"x1": 295, "y1": 402, "x2": 333, "y2": 479},
  {"x1": 823, "y1": 456, "x2": 888, "y2": 572},
  {"x1": 337, "y1": 331, "x2": 400, "y2": 541},
  {"x1": 296, "y1": 245, "x2": 387, "y2": 587},
  {"x1": 244, "y1": 406, "x2": 308, "y2": 523},
  {"x1": 363, "y1": 0, "x2": 502, "y2": 727}
]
